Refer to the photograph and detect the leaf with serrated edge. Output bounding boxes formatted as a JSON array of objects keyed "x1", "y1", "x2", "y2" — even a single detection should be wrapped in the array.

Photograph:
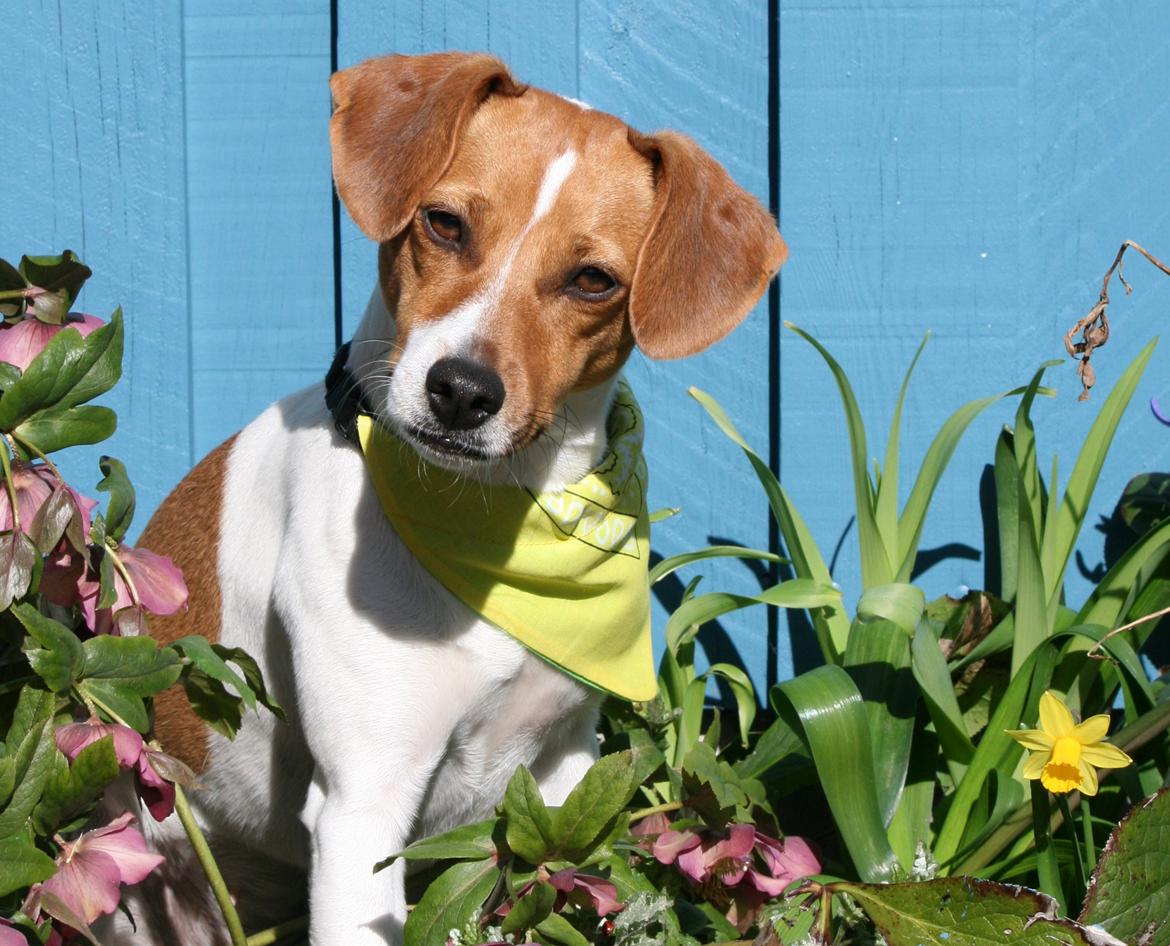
[
  {"x1": 838, "y1": 877, "x2": 1104, "y2": 946},
  {"x1": 1080, "y1": 787, "x2": 1170, "y2": 946},
  {"x1": 0, "y1": 837, "x2": 57, "y2": 898},
  {"x1": 549, "y1": 751, "x2": 639, "y2": 859}
]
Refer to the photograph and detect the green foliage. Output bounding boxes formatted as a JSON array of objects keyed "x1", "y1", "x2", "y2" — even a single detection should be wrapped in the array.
[
  {"x1": 0, "y1": 251, "x2": 278, "y2": 941},
  {"x1": 1080, "y1": 787, "x2": 1170, "y2": 945}
]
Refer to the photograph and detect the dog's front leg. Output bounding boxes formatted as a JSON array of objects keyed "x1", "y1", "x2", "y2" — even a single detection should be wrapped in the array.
[{"x1": 302, "y1": 763, "x2": 430, "y2": 946}]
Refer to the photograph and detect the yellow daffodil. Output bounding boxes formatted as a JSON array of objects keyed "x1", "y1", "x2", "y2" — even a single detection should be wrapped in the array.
[{"x1": 1006, "y1": 690, "x2": 1132, "y2": 796}]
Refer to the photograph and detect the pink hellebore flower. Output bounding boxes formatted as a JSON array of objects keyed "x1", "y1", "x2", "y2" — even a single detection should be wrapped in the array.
[
  {"x1": 548, "y1": 868, "x2": 623, "y2": 917},
  {"x1": 650, "y1": 822, "x2": 820, "y2": 931},
  {"x1": 0, "y1": 921, "x2": 29, "y2": 946},
  {"x1": 0, "y1": 461, "x2": 97, "y2": 540},
  {"x1": 42, "y1": 542, "x2": 187, "y2": 635},
  {"x1": 0, "y1": 312, "x2": 103, "y2": 372},
  {"x1": 37, "y1": 813, "x2": 164, "y2": 927},
  {"x1": 54, "y1": 719, "x2": 176, "y2": 821}
]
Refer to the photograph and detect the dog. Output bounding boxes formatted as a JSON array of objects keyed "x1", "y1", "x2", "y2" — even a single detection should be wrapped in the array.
[{"x1": 112, "y1": 51, "x2": 786, "y2": 946}]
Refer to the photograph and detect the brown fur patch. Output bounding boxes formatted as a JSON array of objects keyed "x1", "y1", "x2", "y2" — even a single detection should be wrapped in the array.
[{"x1": 139, "y1": 436, "x2": 235, "y2": 773}]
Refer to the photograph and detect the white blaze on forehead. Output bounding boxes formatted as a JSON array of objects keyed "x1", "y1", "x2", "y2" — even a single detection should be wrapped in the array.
[{"x1": 530, "y1": 150, "x2": 578, "y2": 224}]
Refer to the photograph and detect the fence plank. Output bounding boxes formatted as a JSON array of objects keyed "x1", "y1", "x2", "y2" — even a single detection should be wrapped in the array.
[
  {"x1": 184, "y1": 1, "x2": 335, "y2": 459},
  {"x1": 0, "y1": 0, "x2": 191, "y2": 525}
]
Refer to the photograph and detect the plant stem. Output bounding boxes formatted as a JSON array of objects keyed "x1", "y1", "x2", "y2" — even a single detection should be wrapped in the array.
[
  {"x1": 173, "y1": 783, "x2": 248, "y2": 946},
  {"x1": 0, "y1": 439, "x2": 22, "y2": 532},
  {"x1": 627, "y1": 800, "x2": 683, "y2": 822},
  {"x1": 10, "y1": 432, "x2": 66, "y2": 484},
  {"x1": 1057, "y1": 793, "x2": 1087, "y2": 906},
  {"x1": 245, "y1": 916, "x2": 309, "y2": 946},
  {"x1": 1080, "y1": 797, "x2": 1097, "y2": 875},
  {"x1": 1030, "y1": 782, "x2": 1064, "y2": 913},
  {"x1": 817, "y1": 884, "x2": 833, "y2": 944}
]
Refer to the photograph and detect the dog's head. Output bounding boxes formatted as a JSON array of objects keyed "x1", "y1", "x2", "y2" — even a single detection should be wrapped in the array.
[{"x1": 330, "y1": 52, "x2": 786, "y2": 469}]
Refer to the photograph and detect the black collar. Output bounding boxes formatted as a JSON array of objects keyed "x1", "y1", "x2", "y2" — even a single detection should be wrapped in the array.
[{"x1": 324, "y1": 341, "x2": 375, "y2": 446}]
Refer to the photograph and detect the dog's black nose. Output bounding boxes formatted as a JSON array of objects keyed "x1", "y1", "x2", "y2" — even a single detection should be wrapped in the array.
[{"x1": 425, "y1": 357, "x2": 506, "y2": 431}]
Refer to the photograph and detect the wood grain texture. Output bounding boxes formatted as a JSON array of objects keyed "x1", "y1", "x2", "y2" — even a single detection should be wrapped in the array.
[
  {"x1": 0, "y1": 0, "x2": 191, "y2": 524},
  {"x1": 779, "y1": 0, "x2": 1170, "y2": 668},
  {"x1": 184, "y1": 0, "x2": 335, "y2": 457}
]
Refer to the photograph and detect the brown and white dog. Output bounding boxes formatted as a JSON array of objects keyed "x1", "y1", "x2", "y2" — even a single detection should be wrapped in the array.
[{"x1": 112, "y1": 51, "x2": 786, "y2": 946}]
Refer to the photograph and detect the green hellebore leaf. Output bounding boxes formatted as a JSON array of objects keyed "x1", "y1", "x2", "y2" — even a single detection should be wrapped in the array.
[
  {"x1": 403, "y1": 858, "x2": 499, "y2": 946},
  {"x1": 13, "y1": 405, "x2": 117, "y2": 456},
  {"x1": 835, "y1": 877, "x2": 1105, "y2": 946},
  {"x1": 32, "y1": 736, "x2": 120, "y2": 836},
  {"x1": 13, "y1": 602, "x2": 84, "y2": 693},
  {"x1": 0, "y1": 529, "x2": 38, "y2": 610},
  {"x1": 0, "y1": 716, "x2": 56, "y2": 838},
  {"x1": 375, "y1": 818, "x2": 500, "y2": 872},
  {"x1": 501, "y1": 881, "x2": 556, "y2": 936},
  {"x1": 535, "y1": 912, "x2": 591, "y2": 946},
  {"x1": 0, "y1": 307, "x2": 123, "y2": 432},
  {"x1": 1080, "y1": 786, "x2": 1170, "y2": 946},
  {"x1": 503, "y1": 765, "x2": 554, "y2": 864},
  {"x1": 0, "y1": 837, "x2": 57, "y2": 898},
  {"x1": 77, "y1": 635, "x2": 183, "y2": 733},
  {"x1": 96, "y1": 455, "x2": 135, "y2": 541},
  {"x1": 18, "y1": 251, "x2": 92, "y2": 311},
  {"x1": 549, "y1": 750, "x2": 640, "y2": 860}
]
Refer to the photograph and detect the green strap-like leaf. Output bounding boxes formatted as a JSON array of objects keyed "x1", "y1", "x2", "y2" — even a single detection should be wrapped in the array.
[
  {"x1": 689, "y1": 386, "x2": 849, "y2": 661},
  {"x1": 96, "y1": 455, "x2": 136, "y2": 541},
  {"x1": 895, "y1": 380, "x2": 1041, "y2": 582},
  {"x1": 875, "y1": 333, "x2": 930, "y2": 577},
  {"x1": 702, "y1": 662, "x2": 757, "y2": 748},
  {"x1": 1011, "y1": 463, "x2": 1049, "y2": 677},
  {"x1": 786, "y1": 323, "x2": 891, "y2": 587},
  {"x1": 664, "y1": 579, "x2": 841, "y2": 653},
  {"x1": 910, "y1": 620, "x2": 974, "y2": 780},
  {"x1": 993, "y1": 428, "x2": 1020, "y2": 601},
  {"x1": 649, "y1": 545, "x2": 784, "y2": 585},
  {"x1": 771, "y1": 665, "x2": 900, "y2": 882},
  {"x1": 1042, "y1": 339, "x2": 1157, "y2": 606},
  {"x1": 844, "y1": 585, "x2": 922, "y2": 827}
]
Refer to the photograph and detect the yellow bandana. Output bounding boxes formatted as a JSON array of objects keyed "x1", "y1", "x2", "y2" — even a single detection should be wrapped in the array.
[{"x1": 355, "y1": 382, "x2": 657, "y2": 701}]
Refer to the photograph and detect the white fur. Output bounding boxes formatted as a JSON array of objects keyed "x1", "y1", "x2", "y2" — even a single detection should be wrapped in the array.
[{"x1": 110, "y1": 148, "x2": 620, "y2": 946}]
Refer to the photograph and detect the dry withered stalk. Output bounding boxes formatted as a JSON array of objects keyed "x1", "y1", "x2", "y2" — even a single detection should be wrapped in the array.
[{"x1": 1064, "y1": 240, "x2": 1170, "y2": 400}]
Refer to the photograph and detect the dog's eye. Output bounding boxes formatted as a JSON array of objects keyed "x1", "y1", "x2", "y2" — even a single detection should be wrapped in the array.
[
  {"x1": 423, "y1": 209, "x2": 464, "y2": 248},
  {"x1": 571, "y1": 267, "x2": 617, "y2": 299}
]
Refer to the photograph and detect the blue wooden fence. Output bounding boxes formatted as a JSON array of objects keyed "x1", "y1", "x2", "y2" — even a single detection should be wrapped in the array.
[{"x1": 4, "y1": 0, "x2": 1170, "y2": 694}]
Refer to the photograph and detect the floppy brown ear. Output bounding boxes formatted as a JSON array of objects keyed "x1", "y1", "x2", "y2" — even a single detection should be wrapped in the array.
[
  {"x1": 330, "y1": 52, "x2": 525, "y2": 242},
  {"x1": 626, "y1": 131, "x2": 788, "y2": 360}
]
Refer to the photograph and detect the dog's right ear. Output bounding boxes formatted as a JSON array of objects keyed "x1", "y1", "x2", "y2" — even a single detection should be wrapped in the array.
[{"x1": 330, "y1": 53, "x2": 525, "y2": 243}]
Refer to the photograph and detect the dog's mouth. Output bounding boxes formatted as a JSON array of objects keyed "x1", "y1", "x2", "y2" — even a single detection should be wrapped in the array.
[{"x1": 404, "y1": 424, "x2": 495, "y2": 461}]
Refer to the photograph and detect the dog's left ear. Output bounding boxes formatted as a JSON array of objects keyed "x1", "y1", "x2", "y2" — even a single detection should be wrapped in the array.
[
  {"x1": 626, "y1": 130, "x2": 788, "y2": 360},
  {"x1": 330, "y1": 52, "x2": 526, "y2": 243}
]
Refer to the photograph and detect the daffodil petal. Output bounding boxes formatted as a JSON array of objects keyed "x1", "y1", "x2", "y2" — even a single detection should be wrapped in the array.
[
  {"x1": 1038, "y1": 691, "x2": 1075, "y2": 738},
  {"x1": 1072, "y1": 714, "x2": 1111, "y2": 745},
  {"x1": 1077, "y1": 759, "x2": 1099, "y2": 796},
  {"x1": 1007, "y1": 728, "x2": 1053, "y2": 751},
  {"x1": 1081, "y1": 742, "x2": 1133, "y2": 769},
  {"x1": 1022, "y1": 751, "x2": 1048, "y2": 779}
]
